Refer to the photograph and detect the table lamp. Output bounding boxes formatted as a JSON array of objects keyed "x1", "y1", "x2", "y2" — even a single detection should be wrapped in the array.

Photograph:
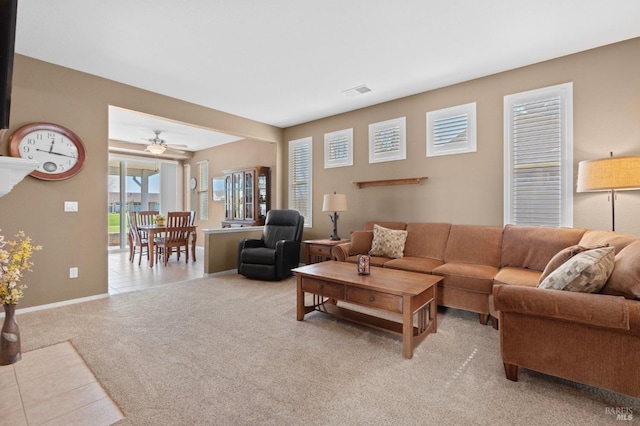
[
  {"x1": 577, "y1": 153, "x2": 640, "y2": 231},
  {"x1": 322, "y1": 192, "x2": 348, "y2": 240}
]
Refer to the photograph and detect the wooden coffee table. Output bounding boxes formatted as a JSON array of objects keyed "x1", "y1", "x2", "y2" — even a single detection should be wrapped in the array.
[{"x1": 293, "y1": 261, "x2": 442, "y2": 359}]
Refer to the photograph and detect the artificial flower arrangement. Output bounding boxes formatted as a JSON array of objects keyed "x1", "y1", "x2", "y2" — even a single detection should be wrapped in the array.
[
  {"x1": 0, "y1": 230, "x2": 42, "y2": 305},
  {"x1": 155, "y1": 214, "x2": 166, "y2": 226}
]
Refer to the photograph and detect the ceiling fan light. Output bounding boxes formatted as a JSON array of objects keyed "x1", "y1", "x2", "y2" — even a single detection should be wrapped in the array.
[{"x1": 146, "y1": 144, "x2": 166, "y2": 155}]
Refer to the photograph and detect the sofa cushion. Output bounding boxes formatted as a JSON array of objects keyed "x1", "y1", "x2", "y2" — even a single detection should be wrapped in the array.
[
  {"x1": 539, "y1": 244, "x2": 606, "y2": 283},
  {"x1": 403, "y1": 223, "x2": 451, "y2": 260},
  {"x1": 444, "y1": 225, "x2": 502, "y2": 266},
  {"x1": 602, "y1": 240, "x2": 640, "y2": 300},
  {"x1": 538, "y1": 246, "x2": 615, "y2": 293},
  {"x1": 369, "y1": 224, "x2": 408, "y2": 259},
  {"x1": 494, "y1": 267, "x2": 541, "y2": 287},
  {"x1": 579, "y1": 229, "x2": 639, "y2": 255},
  {"x1": 432, "y1": 262, "x2": 499, "y2": 294},
  {"x1": 348, "y1": 230, "x2": 373, "y2": 256},
  {"x1": 500, "y1": 225, "x2": 586, "y2": 271},
  {"x1": 384, "y1": 256, "x2": 444, "y2": 274}
]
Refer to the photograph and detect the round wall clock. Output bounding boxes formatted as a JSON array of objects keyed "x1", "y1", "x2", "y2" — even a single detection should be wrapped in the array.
[
  {"x1": 190, "y1": 177, "x2": 197, "y2": 190},
  {"x1": 7, "y1": 122, "x2": 87, "y2": 181}
]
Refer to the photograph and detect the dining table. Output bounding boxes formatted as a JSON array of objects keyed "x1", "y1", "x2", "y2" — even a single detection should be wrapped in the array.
[{"x1": 137, "y1": 224, "x2": 198, "y2": 267}]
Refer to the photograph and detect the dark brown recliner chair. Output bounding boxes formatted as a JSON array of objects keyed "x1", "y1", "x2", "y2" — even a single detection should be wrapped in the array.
[{"x1": 237, "y1": 209, "x2": 304, "y2": 281}]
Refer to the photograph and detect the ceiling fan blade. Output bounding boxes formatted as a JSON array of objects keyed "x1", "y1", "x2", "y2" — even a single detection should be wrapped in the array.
[
  {"x1": 166, "y1": 146, "x2": 186, "y2": 153},
  {"x1": 167, "y1": 143, "x2": 188, "y2": 148}
]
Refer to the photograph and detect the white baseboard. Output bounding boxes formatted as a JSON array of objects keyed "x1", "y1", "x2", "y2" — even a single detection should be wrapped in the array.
[{"x1": 5, "y1": 293, "x2": 109, "y2": 317}]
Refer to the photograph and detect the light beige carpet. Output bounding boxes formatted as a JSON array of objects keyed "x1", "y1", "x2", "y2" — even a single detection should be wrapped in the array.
[{"x1": 17, "y1": 274, "x2": 639, "y2": 425}]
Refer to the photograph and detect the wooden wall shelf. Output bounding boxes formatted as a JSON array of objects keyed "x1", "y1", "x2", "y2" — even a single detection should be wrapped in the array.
[{"x1": 353, "y1": 177, "x2": 428, "y2": 189}]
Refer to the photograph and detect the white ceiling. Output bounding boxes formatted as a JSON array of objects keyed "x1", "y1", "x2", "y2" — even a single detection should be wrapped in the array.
[{"x1": 13, "y1": 1, "x2": 640, "y2": 151}]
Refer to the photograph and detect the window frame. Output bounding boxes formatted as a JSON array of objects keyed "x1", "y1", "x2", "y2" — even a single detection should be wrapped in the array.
[
  {"x1": 288, "y1": 136, "x2": 313, "y2": 227},
  {"x1": 503, "y1": 82, "x2": 573, "y2": 227},
  {"x1": 426, "y1": 102, "x2": 477, "y2": 157}
]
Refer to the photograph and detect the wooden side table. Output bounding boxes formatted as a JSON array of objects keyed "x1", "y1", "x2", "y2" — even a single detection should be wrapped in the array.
[{"x1": 303, "y1": 239, "x2": 349, "y2": 264}]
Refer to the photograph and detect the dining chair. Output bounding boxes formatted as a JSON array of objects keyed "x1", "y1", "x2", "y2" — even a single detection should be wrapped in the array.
[
  {"x1": 155, "y1": 224, "x2": 192, "y2": 266},
  {"x1": 155, "y1": 212, "x2": 192, "y2": 265},
  {"x1": 127, "y1": 211, "x2": 149, "y2": 265},
  {"x1": 137, "y1": 210, "x2": 159, "y2": 240}
]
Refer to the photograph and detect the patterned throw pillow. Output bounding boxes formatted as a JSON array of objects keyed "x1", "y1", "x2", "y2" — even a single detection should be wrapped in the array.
[
  {"x1": 538, "y1": 246, "x2": 616, "y2": 293},
  {"x1": 538, "y1": 244, "x2": 607, "y2": 283},
  {"x1": 369, "y1": 224, "x2": 408, "y2": 259}
]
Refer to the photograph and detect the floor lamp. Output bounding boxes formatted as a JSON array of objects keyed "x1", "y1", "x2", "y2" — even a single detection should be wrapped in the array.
[{"x1": 576, "y1": 153, "x2": 640, "y2": 231}]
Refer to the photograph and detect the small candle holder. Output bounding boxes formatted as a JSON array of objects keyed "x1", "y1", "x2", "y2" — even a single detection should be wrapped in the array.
[{"x1": 357, "y1": 254, "x2": 371, "y2": 275}]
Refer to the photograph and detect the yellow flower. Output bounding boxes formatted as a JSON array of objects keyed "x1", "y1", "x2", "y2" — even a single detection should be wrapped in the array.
[{"x1": 0, "y1": 230, "x2": 42, "y2": 305}]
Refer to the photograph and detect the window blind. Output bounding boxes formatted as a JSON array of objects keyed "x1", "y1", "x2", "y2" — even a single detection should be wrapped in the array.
[
  {"x1": 373, "y1": 126, "x2": 401, "y2": 154},
  {"x1": 289, "y1": 138, "x2": 312, "y2": 225},
  {"x1": 433, "y1": 113, "x2": 468, "y2": 146},
  {"x1": 198, "y1": 161, "x2": 209, "y2": 220},
  {"x1": 328, "y1": 135, "x2": 349, "y2": 161},
  {"x1": 511, "y1": 97, "x2": 562, "y2": 226}
]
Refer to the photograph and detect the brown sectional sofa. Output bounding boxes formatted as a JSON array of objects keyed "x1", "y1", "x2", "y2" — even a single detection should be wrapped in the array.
[{"x1": 331, "y1": 221, "x2": 640, "y2": 398}]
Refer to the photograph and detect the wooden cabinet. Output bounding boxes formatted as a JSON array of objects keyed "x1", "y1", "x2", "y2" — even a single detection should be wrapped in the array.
[{"x1": 221, "y1": 166, "x2": 270, "y2": 227}]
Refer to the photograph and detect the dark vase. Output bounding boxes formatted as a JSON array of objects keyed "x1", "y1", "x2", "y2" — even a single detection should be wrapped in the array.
[{"x1": 0, "y1": 304, "x2": 21, "y2": 365}]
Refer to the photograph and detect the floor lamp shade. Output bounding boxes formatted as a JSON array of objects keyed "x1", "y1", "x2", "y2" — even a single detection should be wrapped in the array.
[
  {"x1": 577, "y1": 156, "x2": 640, "y2": 192},
  {"x1": 576, "y1": 155, "x2": 640, "y2": 231}
]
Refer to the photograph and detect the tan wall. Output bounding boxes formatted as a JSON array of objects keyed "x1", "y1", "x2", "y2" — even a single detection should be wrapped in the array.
[
  {"x1": 282, "y1": 37, "x2": 640, "y2": 240},
  {"x1": 204, "y1": 229, "x2": 264, "y2": 274},
  {"x1": 0, "y1": 55, "x2": 282, "y2": 308}
]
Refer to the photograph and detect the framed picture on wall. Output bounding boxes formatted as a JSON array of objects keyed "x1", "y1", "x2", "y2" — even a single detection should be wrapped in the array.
[{"x1": 212, "y1": 176, "x2": 225, "y2": 202}]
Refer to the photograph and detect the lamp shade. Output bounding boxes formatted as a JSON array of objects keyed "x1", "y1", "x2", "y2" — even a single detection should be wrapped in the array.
[
  {"x1": 577, "y1": 156, "x2": 640, "y2": 192},
  {"x1": 322, "y1": 193, "x2": 347, "y2": 212},
  {"x1": 146, "y1": 144, "x2": 166, "y2": 155}
]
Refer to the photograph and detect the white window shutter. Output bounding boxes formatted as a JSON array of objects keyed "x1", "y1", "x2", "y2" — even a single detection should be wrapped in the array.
[
  {"x1": 198, "y1": 160, "x2": 209, "y2": 220},
  {"x1": 427, "y1": 102, "x2": 476, "y2": 157},
  {"x1": 289, "y1": 137, "x2": 312, "y2": 226},
  {"x1": 504, "y1": 83, "x2": 573, "y2": 227}
]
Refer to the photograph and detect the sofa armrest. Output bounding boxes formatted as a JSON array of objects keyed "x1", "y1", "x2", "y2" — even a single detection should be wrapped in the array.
[
  {"x1": 493, "y1": 284, "x2": 636, "y2": 332},
  {"x1": 332, "y1": 242, "x2": 352, "y2": 262}
]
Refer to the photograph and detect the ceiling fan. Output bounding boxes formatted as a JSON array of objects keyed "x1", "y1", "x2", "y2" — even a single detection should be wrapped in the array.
[{"x1": 143, "y1": 130, "x2": 188, "y2": 154}]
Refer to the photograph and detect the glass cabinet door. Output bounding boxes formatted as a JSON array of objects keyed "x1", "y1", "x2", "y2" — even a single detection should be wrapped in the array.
[
  {"x1": 244, "y1": 171, "x2": 254, "y2": 220},
  {"x1": 258, "y1": 171, "x2": 267, "y2": 219},
  {"x1": 224, "y1": 175, "x2": 233, "y2": 220},
  {"x1": 233, "y1": 172, "x2": 244, "y2": 220}
]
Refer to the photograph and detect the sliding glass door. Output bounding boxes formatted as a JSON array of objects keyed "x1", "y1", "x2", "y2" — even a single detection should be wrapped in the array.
[{"x1": 108, "y1": 157, "x2": 162, "y2": 250}]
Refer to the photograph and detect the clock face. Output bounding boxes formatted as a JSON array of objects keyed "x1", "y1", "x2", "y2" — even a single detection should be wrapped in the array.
[{"x1": 8, "y1": 123, "x2": 87, "y2": 181}]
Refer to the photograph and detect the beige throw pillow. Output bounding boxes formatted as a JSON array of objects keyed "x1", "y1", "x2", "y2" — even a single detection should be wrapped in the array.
[
  {"x1": 539, "y1": 244, "x2": 607, "y2": 283},
  {"x1": 369, "y1": 224, "x2": 408, "y2": 259},
  {"x1": 538, "y1": 246, "x2": 615, "y2": 293}
]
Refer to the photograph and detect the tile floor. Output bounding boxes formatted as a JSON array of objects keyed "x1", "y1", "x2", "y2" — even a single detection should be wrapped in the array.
[{"x1": 0, "y1": 247, "x2": 207, "y2": 425}]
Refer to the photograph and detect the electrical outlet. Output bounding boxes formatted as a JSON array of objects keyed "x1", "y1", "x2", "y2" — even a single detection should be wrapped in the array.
[
  {"x1": 69, "y1": 267, "x2": 78, "y2": 278},
  {"x1": 64, "y1": 201, "x2": 78, "y2": 212}
]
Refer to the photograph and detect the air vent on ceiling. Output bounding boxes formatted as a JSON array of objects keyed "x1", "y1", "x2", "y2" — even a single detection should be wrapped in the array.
[{"x1": 342, "y1": 84, "x2": 372, "y2": 97}]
